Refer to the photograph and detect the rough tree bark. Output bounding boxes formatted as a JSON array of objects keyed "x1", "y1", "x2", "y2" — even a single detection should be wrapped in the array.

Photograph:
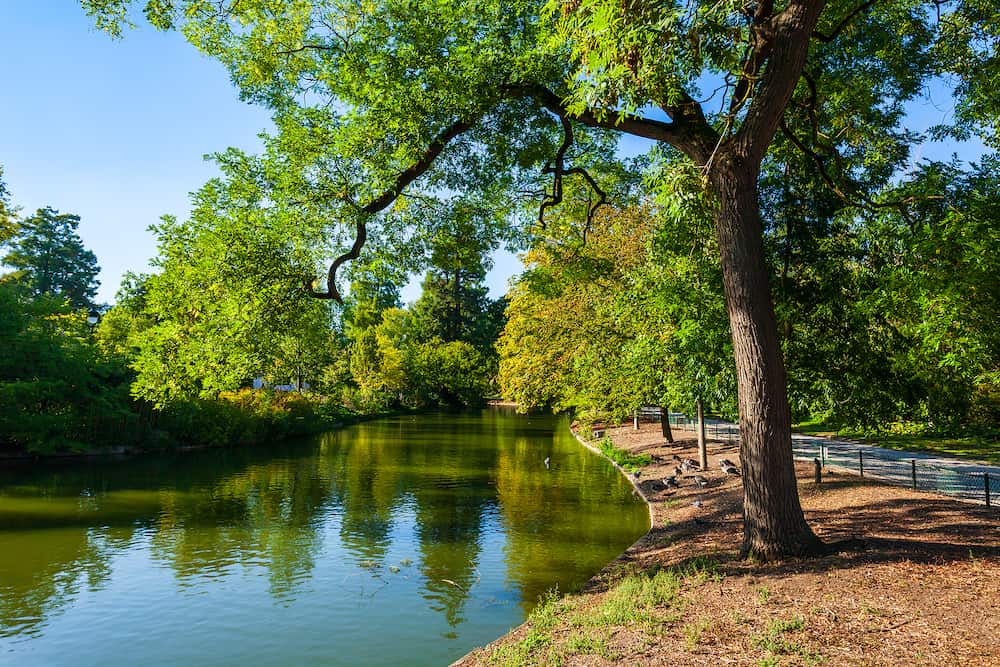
[{"x1": 709, "y1": 155, "x2": 823, "y2": 559}]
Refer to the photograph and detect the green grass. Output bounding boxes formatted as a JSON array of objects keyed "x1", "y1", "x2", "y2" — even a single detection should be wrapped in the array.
[
  {"x1": 582, "y1": 567, "x2": 684, "y2": 627},
  {"x1": 750, "y1": 616, "x2": 823, "y2": 665},
  {"x1": 793, "y1": 417, "x2": 1000, "y2": 464},
  {"x1": 682, "y1": 617, "x2": 712, "y2": 650},
  {"x1": 486, "y1": 561, "x2": 719, "y2": 665},
  {"x1": 487, "y1": 588, "x2": 569, "y2": 666},
  {"x1": 596, "y1": 436, "x2": 653, "y2": 472}
]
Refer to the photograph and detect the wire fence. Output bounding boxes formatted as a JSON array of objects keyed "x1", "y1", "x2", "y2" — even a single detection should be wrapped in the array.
[{"x1": 633, "y1": 407, "x2": 998, "y2": 508}]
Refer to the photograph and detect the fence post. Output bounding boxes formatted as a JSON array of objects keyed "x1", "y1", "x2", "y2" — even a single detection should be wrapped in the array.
[
  {"x1": 986, "y1": 473, "x2": 991, "y2": 508},
  {"x1": 911, "y1": 460, "x2": 917, "y2": 490},
  {"x1": 814, "y1": 458, "x2": 821, "y2": 484},
  {"x1": 696, "y1": 399, "x2": 708, "y2": 470},
  {"x1": 859, "y1": 449, "x2": 864, "y2": 477}
]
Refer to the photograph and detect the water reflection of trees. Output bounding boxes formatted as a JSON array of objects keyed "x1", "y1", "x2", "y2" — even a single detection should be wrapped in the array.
[
  {"x1": 0, "y1": 411, "x2": 647, "y2": 641},
  {"x1": 494, "y1": 425, "x2": 649, "y2": 614}
]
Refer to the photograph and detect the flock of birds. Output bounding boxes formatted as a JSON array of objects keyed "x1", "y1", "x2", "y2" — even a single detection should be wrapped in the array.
[
  {"x1": 550, "y1": 432, "x2": 741, "y2": 497},
  {"x1": 627, "y1": 454, "x2": 740, "y2": 492}
]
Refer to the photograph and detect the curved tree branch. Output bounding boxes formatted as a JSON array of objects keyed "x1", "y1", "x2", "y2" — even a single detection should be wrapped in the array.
[
  {"x1": 537, "y1": 115, "x2": 607, "y2": 236},
  {"x1": 812, "y1": 0, "x2": 880, "y2": 43},
  {"x1": 779, "y1": 119, "x2": 939, "y2": 216},
  {"x1": 306, "y1": 116, "x2": 477, "y2": 302}
]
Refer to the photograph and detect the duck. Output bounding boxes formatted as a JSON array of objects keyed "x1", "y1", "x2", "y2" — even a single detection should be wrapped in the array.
[{"x1": 692, "y1": 475, "x2": 709, "y2": 488}]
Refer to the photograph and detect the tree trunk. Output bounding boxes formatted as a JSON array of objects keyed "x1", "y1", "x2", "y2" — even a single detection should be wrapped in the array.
[
  {"x1": 660, "y1": 406, "x2": 674, "y2": 443},
  {"x1": 710, "y1": 156, "x2": 822, "y2": 560}
]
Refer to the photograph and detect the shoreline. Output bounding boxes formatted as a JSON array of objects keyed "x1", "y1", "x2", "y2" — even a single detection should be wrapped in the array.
[
  {"x1": 450, "y1": 420, "x2": 659, "y2": 667},
  {"x1": 454, "y1": 419, "x2": 1000, "y2": 666}
]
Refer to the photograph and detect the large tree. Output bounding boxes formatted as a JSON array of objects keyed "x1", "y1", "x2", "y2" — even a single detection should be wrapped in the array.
[
  {"x1": 83, "y1": 0, "x2": 998, "y2": 559},
  {"x1": 2, "y1": 207, "x2": 100, "y2": 310}
]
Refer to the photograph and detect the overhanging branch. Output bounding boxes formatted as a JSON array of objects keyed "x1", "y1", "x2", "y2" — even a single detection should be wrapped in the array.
[
  {"x1": 306, "y1": 116, "x2": 477, "y2": 302},
  {"x1": 537, "y1": 116, "x2": 607, "y2": 235},
  {"x1": 779, "y1": 119, "x2": 938, "y2": 215},
  {"x1": 812, "y1": 0, "x2": 879, "y2": 43}
]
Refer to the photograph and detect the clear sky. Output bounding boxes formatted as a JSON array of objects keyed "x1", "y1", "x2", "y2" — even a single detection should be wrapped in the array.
[
  {"x1": 0, "y1": 4, "x2": 985, "y2": 305},
  {"x1": 1, "y1": 2, "x2": 273, "y2": 304}
]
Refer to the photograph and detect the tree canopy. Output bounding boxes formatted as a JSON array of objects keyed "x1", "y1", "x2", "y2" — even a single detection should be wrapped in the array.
[
  {"x1": 81, "y1": 0, "x2": 1000, "y2": 559},
  {"x1": 2, "y1": 207, "x2": 100, "y2": 310}
]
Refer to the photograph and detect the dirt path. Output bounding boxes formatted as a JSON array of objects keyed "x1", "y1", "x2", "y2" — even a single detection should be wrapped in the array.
[{"x1": 455, "y1": 422, "x2": 1000, "y2": 666}]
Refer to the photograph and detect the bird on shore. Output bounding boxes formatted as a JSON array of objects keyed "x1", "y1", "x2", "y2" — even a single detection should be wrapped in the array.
[
  {"x1": 692, "y1": 475, "x2": 709, "y2": 488},
  {"x1": 719, "y1": 458, "x2": 737, "y2": 469},
  {"x1": 681, "y1": 458, "x2": 700, "y2": 472},
  {"x1": 673, "y1": 465, "x2": 683, "y2": 478},
  {"x1": 721, "y1": 463, "x2": 740, "y2": 476},
  {"x1": 663, "y1": 477, "x2": 680, "y2": 489}
]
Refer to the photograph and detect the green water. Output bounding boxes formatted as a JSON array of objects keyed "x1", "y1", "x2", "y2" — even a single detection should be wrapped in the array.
[{"x1": 0, "y1": 410, "x2": 648, "y2": 666}]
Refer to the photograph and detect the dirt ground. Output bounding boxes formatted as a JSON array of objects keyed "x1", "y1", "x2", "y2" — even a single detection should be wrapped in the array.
[{"x1": 456, "y1": 422, "x2": 1000, "y2": 666}]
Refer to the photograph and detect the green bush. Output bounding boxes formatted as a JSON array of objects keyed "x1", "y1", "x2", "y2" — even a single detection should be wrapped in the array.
[{"x1": 597, "y1": 436, "x2": 652, "y2": 472}]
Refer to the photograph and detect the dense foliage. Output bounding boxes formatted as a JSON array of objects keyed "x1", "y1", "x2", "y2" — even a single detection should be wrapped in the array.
[
  {"x1": 3, "y1": 207, "x2": 99, "y2": 310},
  {"x1": 77, "y1": 0, "x2": 1000, "y2": 557}
]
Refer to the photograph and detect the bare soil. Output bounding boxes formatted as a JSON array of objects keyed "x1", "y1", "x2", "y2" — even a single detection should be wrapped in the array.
[{"x1": 455, "y1": 422, "x2": 1000, "y2": 666}]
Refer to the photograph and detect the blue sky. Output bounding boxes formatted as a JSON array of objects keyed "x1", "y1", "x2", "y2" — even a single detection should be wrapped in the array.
[
  {"x1": 0, "y1": 4, "x2": 986, "y2": 305},
  {"x1": 1, "y1": 3, "x2": 272, "y2": 303}
]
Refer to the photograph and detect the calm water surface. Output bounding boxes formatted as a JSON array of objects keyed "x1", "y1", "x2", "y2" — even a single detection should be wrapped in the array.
[{"x1": 0, "y1": 410, "x2": 648, "y2": 666}]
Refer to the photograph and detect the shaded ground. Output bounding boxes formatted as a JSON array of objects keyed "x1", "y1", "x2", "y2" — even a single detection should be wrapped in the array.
[{"x1": 454, "y1": 423, "x2": 1000, "y2": 666}]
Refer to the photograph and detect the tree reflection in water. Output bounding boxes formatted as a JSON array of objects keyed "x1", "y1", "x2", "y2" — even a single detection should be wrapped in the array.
[{"x1": 0, "y1": 410, "x2": 647, "y2": 665}]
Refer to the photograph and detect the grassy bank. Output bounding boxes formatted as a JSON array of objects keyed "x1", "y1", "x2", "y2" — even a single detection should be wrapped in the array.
[{"x1": 456, "y1": 421, "x2": 1000, "y2": 667}]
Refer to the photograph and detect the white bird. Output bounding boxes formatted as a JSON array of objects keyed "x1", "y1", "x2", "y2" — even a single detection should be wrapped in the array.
[
  {"x1": 721, "y1": 464, "x2": 740, "y2": 476},
  {"x1": 544, "y1": 457, "x2": 550, "y2": 468},
  {"x1": 692, "y1": 475, "x2": 709, "y2": 487},
  {"x1": 719, "y1": 458, "x2": 737, "y2": 469},
  {"x1": 681, "y1": 458, "x2": 700, "y2": 472}
]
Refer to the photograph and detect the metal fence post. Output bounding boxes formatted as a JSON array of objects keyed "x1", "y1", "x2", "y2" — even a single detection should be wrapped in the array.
[
  {"x1": 911, "y1": 460, "x2": 917, "y2": 490},
  {"x1": 859, "y1": 449, "x2": 864, "y2": 477},
  {"x1": 986, "y1": 473, "x2": 991, "y2": 508}
]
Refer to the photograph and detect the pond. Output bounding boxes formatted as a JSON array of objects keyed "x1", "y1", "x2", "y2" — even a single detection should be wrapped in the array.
[{"x1": 0, "y1": 409, "x2": 649, "y2": 666}]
